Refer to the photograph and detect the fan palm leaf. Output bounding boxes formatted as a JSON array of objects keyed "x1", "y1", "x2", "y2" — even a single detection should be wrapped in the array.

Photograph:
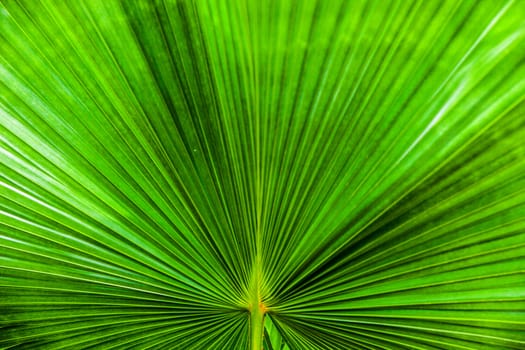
[{"x1": 1, "y1": 0, "x2": 525, "y2": 349}]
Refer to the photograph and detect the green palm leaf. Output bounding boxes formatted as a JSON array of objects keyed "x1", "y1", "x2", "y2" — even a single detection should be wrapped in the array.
[{"x1": 1, "y1": 0, "x2": 524, "y2": 349}]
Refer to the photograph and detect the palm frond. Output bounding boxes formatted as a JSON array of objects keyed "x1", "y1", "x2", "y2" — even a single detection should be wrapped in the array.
[{"x1": 1, "y1": 0, "x2": 525, "y2": 349}]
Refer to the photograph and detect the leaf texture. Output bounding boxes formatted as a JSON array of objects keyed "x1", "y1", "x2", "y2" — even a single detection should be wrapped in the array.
[{"x1": 1, "y1": 0, "x2": 525, "y2": 349}]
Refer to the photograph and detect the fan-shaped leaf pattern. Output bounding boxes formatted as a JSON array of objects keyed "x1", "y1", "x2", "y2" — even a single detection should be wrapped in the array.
[{"x1": 1, "y1": 0, "x2": 525, "y2": 349}]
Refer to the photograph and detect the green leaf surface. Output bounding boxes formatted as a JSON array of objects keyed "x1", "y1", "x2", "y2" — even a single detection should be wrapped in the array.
[{"x1": 1, "y1": 0, "x2": 525, "y2": 349}]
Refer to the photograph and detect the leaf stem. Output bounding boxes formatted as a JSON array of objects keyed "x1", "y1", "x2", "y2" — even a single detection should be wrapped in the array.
[
  {"x1": 249, "y1": 255, "x2": 266, "y2": 350},
  {"x1": 250, "y1": 299, "x2": 266, "y2": 350}
]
